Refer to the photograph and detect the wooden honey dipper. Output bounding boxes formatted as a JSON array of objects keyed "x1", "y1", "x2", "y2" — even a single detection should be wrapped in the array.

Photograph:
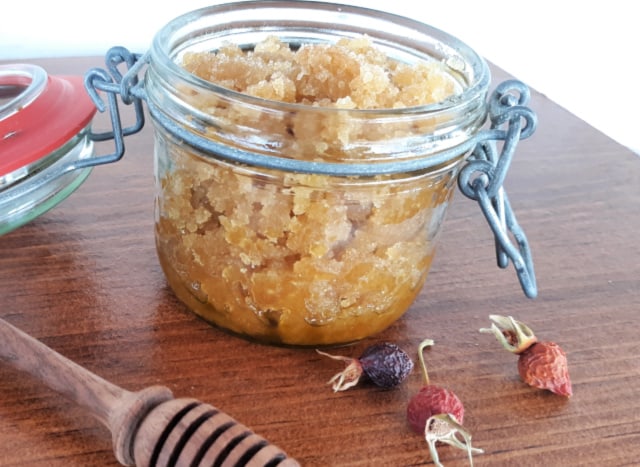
[{"x1": 0, "y1": 317, "x2": 299, "y2": 466}]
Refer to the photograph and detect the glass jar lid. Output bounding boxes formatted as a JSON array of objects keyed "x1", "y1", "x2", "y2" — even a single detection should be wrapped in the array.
[{"x1": 0, "y1": 64, "x2": 97, "y2": 235}]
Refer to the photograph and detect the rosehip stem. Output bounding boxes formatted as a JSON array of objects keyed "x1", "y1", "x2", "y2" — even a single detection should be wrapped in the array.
[{"x1": 418, "y1": 339, "x2": 435, "y2": 385}]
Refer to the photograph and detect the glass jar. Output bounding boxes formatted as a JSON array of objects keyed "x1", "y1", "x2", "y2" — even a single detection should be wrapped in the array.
[
  {"x1": 144, "y1": 1, "x2": 491, "y2": 346},
  {"x1": 0, "y1": 64, "x2": 96, "y2": 235}
]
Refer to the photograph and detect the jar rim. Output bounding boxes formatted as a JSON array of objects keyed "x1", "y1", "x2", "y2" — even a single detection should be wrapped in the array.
[
  {"x1": 0, "y1": 65, "x2": 96, "y2": 181},
  {"x1": 0, "y1": 64, "x2": 48, "y2": 121},
  {"x1": 149, "y1": 0, "x2": 491, "y2": 116}
]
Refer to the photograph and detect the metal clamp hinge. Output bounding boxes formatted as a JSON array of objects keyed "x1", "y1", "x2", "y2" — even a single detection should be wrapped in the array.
[
  {"x1": 458, "y1": 80, "x2": 538, "y2": 298},
  {"x1": 77, "y1": 47, "x2": 148, "y2": 171}
]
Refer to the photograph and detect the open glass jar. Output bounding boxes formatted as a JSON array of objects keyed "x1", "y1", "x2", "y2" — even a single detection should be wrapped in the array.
[
  {"x1": 0, "y1": 64, "x2": 96, "y2": 235},
  {"x1": 83, "y1": 1, "x2": 536, "y2": 346}
]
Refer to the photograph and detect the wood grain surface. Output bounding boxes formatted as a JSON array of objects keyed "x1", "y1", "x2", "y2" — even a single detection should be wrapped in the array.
[{"x1": 0, "y1": 55, "x2": 638, "y2": 467}]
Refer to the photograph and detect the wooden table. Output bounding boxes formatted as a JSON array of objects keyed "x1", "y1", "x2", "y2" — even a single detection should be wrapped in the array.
[{"x1": 1, "y1": 55, "x2": 639, "y2": 467}]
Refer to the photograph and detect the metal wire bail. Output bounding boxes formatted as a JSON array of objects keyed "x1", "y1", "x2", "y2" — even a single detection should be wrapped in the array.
[
  {"x1": 80, "y1": 47, "x2": 147, "y2": 171},
  {"x1": 457, "y1": 80, "x2": 538, "y2": 298}
]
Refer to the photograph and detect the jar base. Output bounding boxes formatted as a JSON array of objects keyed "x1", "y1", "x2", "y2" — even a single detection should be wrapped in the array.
[{"x1": 156, "y1": 246, "x2": 427, "y2": 347}]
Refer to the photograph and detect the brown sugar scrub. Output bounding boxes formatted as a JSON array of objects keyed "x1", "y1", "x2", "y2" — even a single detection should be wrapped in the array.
[
  {"x1": 154, "y1": 35, "x2": 467, "y2": 345},
  {"x1": 181, "y1": 36, "x2": 457, "y2": 109}
]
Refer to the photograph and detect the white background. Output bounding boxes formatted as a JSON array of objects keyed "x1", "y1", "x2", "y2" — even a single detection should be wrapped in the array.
[{"x1": 2, "y1": 0, "x2": 638, "y2": 155}]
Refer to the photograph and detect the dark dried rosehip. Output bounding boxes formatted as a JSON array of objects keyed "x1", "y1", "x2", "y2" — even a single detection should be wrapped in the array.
[
  {"x1": 359, "y1": 342, "x2": 414, "y2": 389},
  {"x1": 317, "y1": 342, "x2": 413, "y2": 392}
]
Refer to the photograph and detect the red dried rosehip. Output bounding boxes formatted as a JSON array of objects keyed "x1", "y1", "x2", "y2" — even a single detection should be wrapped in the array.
[
  {"x1": 481, "y1": 314, "x2": 573, "y2": 397},
  {"x1": 518, "y1": 341, "x2": 572, "y2": 397},
  {"x1": 317, "y1": 342, "x2": 413, "y2": 392},
  {"x1": 407, "y1": 385, "x2": 464, "y2": 435},
  {"x1": 406, "y1": 340, "x2": 482, "y2": 466}
]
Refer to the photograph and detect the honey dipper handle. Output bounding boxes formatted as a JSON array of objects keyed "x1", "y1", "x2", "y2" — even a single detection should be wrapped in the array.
[
  {"x1": 0, "y1": 317, "x2": 173, "y2": 465},
  {"x1": 0, "y1": 318, "x2": 128, "y2": 422},
  {"x1": 0, "y1": 318, "x2": 299, "y2": 466}
]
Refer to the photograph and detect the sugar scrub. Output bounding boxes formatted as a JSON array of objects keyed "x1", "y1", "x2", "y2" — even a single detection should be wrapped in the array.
[
  {"x1": 154, "y1": 36, "x2": 464, "y2": 345},
  {"x1": 182, "y1": 36, "x2": 457, "y2": 109}
]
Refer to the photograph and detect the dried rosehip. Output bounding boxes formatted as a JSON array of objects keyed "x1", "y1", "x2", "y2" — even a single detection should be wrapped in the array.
[
  {"x1": 480, "y1": 314, "x2": 573, "y2": 397},
  {"x1": 317, "y1": 342, "x2": 413, "y2": 392},
  {"x1": 518, "y1": 341, "x2": 572, "y2": 397},
  {"x1": 407, "y1": 339, "x2": 482, "y2": 466},
  {"x1": 407, "y1": 385, "x2": 464, "y2": 435}
]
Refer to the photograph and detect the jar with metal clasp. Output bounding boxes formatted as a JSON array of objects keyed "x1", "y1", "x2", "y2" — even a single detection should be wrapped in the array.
[{"x1": 2, "y1": 1, "x2": 537, "y2": 346}]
